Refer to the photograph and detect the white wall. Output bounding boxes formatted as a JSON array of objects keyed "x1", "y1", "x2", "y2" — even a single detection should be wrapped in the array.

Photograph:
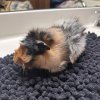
[{"x1": 0, "y1": 7, "x2": 100, "y2": 39}]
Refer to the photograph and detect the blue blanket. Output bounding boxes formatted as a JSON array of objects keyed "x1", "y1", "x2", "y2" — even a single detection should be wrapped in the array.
[{"x1": 0, "y1": 32, "x2": 100, "y2": 100}]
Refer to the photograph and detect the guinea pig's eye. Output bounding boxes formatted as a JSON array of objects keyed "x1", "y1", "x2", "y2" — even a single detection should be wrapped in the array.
[{"x1": 47, "y1": 38, "x2": 53, "y2": 42}]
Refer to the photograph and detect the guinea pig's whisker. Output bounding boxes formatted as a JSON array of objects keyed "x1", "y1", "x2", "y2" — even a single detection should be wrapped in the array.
[
  {"x1": 22, "y1": 63, "x2": 25, "y2": 70},
  {"x1": 22, "y1": 63, "x2": 26, "y2": 75},
  {"x1": 22, "y1": 65, "x2": 29, "y2": 76}
]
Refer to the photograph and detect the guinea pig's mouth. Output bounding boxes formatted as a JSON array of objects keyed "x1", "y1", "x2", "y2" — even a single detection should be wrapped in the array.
[
  {"x1": 17, "y1": 62, "x2": 29, "y2": 74},
  {"x1": 21, "y1": 59, "x2": 34, "y2": 70},
  {"x1": 13, "y1": 57, "x2": 32, "y2": 70}
]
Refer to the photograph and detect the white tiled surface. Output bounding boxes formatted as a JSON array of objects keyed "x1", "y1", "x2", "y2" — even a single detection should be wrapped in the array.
[{"x1": 0, "y1": 35, "x2": 25, "y2": 57}]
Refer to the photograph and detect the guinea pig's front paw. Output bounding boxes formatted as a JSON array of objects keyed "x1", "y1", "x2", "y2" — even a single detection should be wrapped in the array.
[{"x1": 50, "y1": 61, "x2": 67, "y2": 73}]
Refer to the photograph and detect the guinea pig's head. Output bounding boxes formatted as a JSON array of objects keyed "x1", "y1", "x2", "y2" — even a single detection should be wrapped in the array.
[
  {"x1": 13, "y1": 44, "x2": 32, "y2": 69},
  {"x1": 13, "y1": 39, "x2": 50, "y2": 70}
]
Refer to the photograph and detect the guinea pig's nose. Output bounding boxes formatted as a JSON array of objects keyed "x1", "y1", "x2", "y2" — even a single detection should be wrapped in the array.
[{"x1": 14, "y1": 57, "x2": 22, "y2": 65}]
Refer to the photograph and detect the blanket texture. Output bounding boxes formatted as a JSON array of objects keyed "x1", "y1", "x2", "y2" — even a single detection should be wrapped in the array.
[{"x1": 0, "y1": 33, "x2": 100, "y2": 100}]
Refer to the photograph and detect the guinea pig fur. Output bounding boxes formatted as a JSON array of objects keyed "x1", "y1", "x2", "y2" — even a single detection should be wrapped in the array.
[{"x1": 13, "y1": 18, "x2": 87, "y2": 73}]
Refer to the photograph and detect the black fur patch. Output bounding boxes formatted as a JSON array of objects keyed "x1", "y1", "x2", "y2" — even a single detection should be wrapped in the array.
[{"x1": 21, "y1": 29, "x2": 50, "y2": 56}]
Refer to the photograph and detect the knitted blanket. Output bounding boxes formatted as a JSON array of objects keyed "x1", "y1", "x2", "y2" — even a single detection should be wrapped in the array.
[{"x1": 0, "y1": 33, "x2": 100, "y2": 100}]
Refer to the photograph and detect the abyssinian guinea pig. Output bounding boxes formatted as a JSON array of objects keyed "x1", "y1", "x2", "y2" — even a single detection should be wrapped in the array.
[{"x1": 13, "y1": 18, "x2": 87, "y2": 73}]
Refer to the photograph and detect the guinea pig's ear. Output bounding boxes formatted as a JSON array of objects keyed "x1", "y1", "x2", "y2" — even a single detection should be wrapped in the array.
[
  {"x1": 20, "y1": 40, "x2": 27, "y2": 46},
  {"x1": 20, "y1": 40, "x2": 31, "y2": 50}
]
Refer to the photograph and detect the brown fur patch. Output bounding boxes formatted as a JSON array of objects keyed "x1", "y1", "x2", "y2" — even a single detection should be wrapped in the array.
[
  {"x1": 32, "y1": 27, "x2": 68, "y2": 71},
  {"x1": 13, "y1": 44, "x2": 32, "y2": 65}
]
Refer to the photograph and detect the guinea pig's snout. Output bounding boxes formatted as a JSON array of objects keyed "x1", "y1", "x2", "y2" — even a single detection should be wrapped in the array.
[
  {"x1": 13, "y1": 54, "x2": 25, "y2": 66},
  {"x1": 13, "y1": 57, "x2": 23, "y2": 65},
  {"x1": 14, "y1": 57, "x2": 27, "y2": 70}
]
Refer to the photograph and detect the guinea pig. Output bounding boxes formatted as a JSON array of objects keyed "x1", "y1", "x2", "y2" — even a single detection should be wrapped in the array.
[{"x1": 13, "y1": 18, "x2": 87, "y2": 73}]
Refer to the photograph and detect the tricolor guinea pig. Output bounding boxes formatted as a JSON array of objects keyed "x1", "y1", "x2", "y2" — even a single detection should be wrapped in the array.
[{"x1": 13, "y1": 18, "x2": 87, "y2": 73}]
